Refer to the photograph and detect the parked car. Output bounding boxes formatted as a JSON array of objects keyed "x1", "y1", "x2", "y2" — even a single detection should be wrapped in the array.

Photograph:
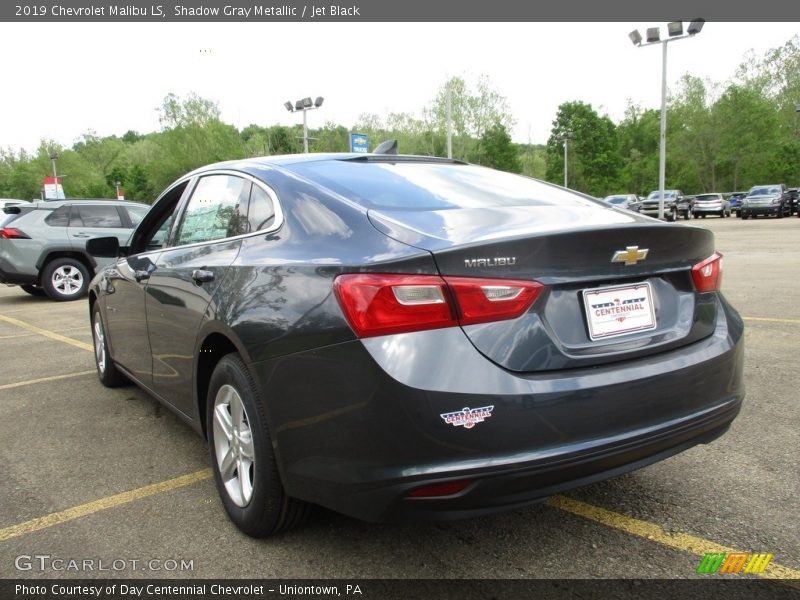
[
  {"x1": 639, "y1": 190, "x2": 690, "y2": 221},
  {"x1": 602, "y1": 194, "x2": 641, "y2": 212},
  {"x1": 739, "y1": 184, "x2": 791, "y2": 219},
  {"x1": 0, "y1": 199, "x2": 150, "y2": 300},
  {"x1": 727, "y1": 192, "x2": 747, "y2": 216},
  {"x1": 692, "y1": 193, "x2": 731, "y2": 218},
  {"x1": 87, "y1": 154, "x2": 744, "y2": 537},
  {"x1": 788, "y1": 188, "x2": 799, "y2": 215}
]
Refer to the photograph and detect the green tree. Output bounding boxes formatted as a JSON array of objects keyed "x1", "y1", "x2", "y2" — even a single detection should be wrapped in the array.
[
  {"x1": 546, "y1": 101, "x2": 621, "y2": 196},
  {"x1": 477, "y1": 124, "x2": 522, "y2": 173}
]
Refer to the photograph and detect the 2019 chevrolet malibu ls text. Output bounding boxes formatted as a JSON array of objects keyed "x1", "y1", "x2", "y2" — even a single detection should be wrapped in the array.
[{"x1": 87, "y1": 154, "x2": 745, "y2": 537}]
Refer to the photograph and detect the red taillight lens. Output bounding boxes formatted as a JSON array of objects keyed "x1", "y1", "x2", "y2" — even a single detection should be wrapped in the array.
[
  {"x1": 691, "y1": 252, "x2": 723, "y2": 292},
  {"x1": 333, "y1": 274, "x2": 457, "y2": 338},
  {"x1": 444, "y1": 277, "x2": 544, "y2": 325},
  {"x1": 0, "y1": 227, "x2": 30, "y2": 239},
  {"x1": 334, "y1": 273, "x2": 544, "y2": 338},
  {"x1": 407, "y1": 479, "x2": 472, "y2": 498}
]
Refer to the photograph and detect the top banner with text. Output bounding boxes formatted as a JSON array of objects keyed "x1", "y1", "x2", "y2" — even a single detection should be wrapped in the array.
[{"x1": 3, "y1": 0, "x2": 800, "y2": 22}]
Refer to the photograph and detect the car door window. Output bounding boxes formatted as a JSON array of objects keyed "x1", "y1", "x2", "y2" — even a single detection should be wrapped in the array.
[
  {"x1": 174, "y1": 175, "x2": 250, "y2": 246},
  {"x1": 74, "y1": 205, "x2": 124, "y2": 228}
]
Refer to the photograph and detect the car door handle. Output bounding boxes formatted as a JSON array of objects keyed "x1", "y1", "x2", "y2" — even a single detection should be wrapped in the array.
[
  {"x1": 134, "y1": 270, "x2": 151, "y2": 282},
  {"x1": 192, "y1": 269, "x2": 214, "y2": 284},
  {"x1": 72, "y1": 233, "x2": 91, "y2": 238}
]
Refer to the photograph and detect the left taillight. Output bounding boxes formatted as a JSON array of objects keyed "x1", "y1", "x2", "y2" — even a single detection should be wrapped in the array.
[
  {"x1": 0, "y1": 228, "x2": 30, "y2": 239},
  {"x1": 333, "y1": 273, "x2": 543, "y2": 338},
  {"x1": 691, "y1": 252, "x2": 723, "y2": 292}
]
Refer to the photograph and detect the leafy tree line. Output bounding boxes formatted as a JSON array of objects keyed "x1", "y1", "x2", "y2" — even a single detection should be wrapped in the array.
[{"x1": 1, "y1": 36, "x2": 797, "y2": 203}]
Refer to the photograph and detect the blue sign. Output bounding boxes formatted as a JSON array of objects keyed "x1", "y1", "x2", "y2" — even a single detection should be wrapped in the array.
[{"x1": 350, "y1": 133, "x2": 368, "y2": 153}]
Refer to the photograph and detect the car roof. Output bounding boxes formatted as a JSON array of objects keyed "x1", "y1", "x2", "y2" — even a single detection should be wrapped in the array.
[{"x1": 180, "y1": 153, "x2": 465, "y2": 179}]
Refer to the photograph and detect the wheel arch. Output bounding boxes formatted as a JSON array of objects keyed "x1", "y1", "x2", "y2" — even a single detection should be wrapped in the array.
[
  {"x1": 37, "y1": 250, "x2": 96, "y2": 283},
  {"x1": 195, "y1": 326, "x2": 253, "y2": 440}
]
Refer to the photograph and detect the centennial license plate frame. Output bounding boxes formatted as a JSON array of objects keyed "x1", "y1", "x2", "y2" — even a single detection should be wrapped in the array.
[{"x1": 582, "y1": 282, "x2": 657, "y2": 341}]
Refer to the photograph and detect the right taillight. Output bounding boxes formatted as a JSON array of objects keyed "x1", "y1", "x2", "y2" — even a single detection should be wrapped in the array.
[
  {"x1": 691, "y1": 252, "x2": 723, "y2": 292},
  {"x1": 0, "y1": 227, "x2": 30, "y2": 239},
  {"x1": 333, "y1": 273, "x2": 544, "y2": 338}
]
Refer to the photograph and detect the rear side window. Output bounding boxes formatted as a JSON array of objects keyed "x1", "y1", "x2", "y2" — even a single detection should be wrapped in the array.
[
  {"x1": 125, "y1": 205, "x2": 149, "y2": 226},
  {"x1": 247, "y1": 185, "x2": 276, "y2": 231},
  {"x1": 175, "y1": 175, "x2": 250, "y2": 245},
  {"x1": 45, "y1": 206, "x2": 70, "y2": 226},
  {"x1": 72, "y1": 205, "x2": 124, "y2": 228}
]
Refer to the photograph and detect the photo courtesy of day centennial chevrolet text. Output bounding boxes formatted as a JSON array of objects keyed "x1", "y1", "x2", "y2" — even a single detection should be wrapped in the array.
[{"x1": 86, "y1": 153, "x2": 744, "y2": 537}]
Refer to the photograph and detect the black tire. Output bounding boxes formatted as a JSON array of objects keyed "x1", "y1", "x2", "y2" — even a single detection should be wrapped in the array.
[
  {"x1": 91, "y1": 304, "x2": 129, "y2": 387},
  {"x1": 683, "y1": 211, "x2": 692, "y2": 220},
  {"x1": 207, "y1": 354, "x2": 310, "y2": 537},
  {"x1": 20, "y1": 284, "x2": 46, "y2": 297},
  {"x1": 742, "y1": 214, "x2": 749, "y2": 220},
  {"x1": 41, "y1": 258, "x2": 90, "y2": 301},
  {"x1": 666, "y1": 207, "x2": 677, "y2": 222},
  {"x1": 777, "y1": 209, "x2": 783, "y2": 219}
]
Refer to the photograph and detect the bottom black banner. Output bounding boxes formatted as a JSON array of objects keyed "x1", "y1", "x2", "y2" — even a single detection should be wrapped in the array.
[{"x1": 3, "y1": 579, "x2": 799, "y2": 600}]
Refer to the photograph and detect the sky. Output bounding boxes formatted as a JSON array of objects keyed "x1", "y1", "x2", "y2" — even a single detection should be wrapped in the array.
[{"x1": 1, "y1": 21, "x2": 798, "y2": 153}]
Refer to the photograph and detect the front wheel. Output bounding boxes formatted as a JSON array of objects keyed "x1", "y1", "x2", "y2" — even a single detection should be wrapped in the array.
[
  {"x1": 41, "y1": 258, "x2": 90, "y2": 301},
  {"x1": 207, "y1": 354, "x2": 310, "y2": 537}
]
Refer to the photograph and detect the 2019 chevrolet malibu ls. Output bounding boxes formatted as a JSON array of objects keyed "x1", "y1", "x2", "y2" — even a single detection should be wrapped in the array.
[{"x1": 86, "y1": 153, "x2": 744, "y2": 537}]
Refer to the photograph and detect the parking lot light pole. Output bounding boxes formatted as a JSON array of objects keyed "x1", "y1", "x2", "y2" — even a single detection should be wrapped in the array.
[
  {"x1": 629, "y1": 20, "x2": 704, "y2": 219},
  {"x1": 557, "y1": 131, "x2": 573, "y2": 188},
  {"x1": 284, "y1": 96, "x2": 324, "y2": 153}
]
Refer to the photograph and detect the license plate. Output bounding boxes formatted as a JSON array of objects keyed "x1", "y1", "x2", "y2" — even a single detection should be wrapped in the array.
[{"x1": 582, "y1": 282, "x2": 657, "y2": 341}]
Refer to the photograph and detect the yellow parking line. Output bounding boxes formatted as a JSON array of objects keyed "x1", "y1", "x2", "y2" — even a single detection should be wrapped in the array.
[
  {"x1": 0, "y1": 370, "x2": 96, "y2": 391},
  {"x1": 0, "y1": 314, "x2": 92, "y2": 352},
  {"x1": 743, "y1": 316, "x2": 800, "y2": 325},
  {"x1": 0, "y1": 469, "x2": 212, "y2": 543},
  {"x1": 548, "y1": 495, "x2": 800, "y2": 582}
]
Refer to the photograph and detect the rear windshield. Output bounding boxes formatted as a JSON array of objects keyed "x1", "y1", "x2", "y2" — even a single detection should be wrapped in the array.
[
  {"x1": 695, "y1": 194, "x2": 721, "y2": 201},
  {"x1": 0, "y1": 208, "x2": 32, "y2": 228},
  {"x1": 287, "y1": 160, "x2": 596, "y2": 211}
]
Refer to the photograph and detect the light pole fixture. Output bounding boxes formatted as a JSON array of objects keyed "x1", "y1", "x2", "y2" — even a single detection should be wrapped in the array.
[
  {"x1": 629, "y1": 19, "x2": 704, "y2": 219},
  {"x1": 284, "y1": 96, "x2": 324, "y2": 153},
  {"x1": 557, "y1": 131, "x2": 573, "y2": 188},
  {"x1": 49, "y1": 152, "x2": 58, "y2": 179}
]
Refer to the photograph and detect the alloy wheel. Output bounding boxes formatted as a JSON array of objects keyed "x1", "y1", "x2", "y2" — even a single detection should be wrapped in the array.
[
  {"x1": 213, "y1": 384, "x2": 255, "y2": 507},
  {"x1": 52, "y1": 265, "x2": 84, "y2": 297}
]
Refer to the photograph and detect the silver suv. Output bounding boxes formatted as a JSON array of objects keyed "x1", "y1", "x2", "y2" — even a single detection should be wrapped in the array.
[{"x1": 0, "y1": 199, "x2": 149, "y2": 300}]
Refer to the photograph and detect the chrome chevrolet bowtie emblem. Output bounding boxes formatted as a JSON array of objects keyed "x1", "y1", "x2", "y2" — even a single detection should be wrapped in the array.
[{"x1": 612, "y1": 246, "x2": 649, "y2": 266}]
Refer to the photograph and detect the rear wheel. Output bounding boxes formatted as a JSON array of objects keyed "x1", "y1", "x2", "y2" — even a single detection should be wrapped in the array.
[
  {"x1": 41, "y1": 258, "x2": 90, "y2": 301},
  {"x1": 20, "y1": 284, "x2": 46, "y2": 297},
  {"x1": 207, "y1": 354, "x2": 310, "y2": 537},
  {"x1": 91, "y1": 304, "x2": 129, "y2": 387}
]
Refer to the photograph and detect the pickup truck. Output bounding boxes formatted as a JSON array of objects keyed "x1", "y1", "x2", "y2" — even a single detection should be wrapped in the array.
[{"x1": 639, "y1": 190, "x2": 691, "y2": 221}]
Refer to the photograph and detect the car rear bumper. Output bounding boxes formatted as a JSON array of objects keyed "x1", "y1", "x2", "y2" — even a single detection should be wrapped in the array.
[
  {"x1": 693, "y1": 206, "x2": 724, "y2": 214},
  {"x1": 0, "y1": 258, "x2": 38, "y2": 285},
  {"x1": 253, "y1": 295, "x2": 745, "y2": 523}
]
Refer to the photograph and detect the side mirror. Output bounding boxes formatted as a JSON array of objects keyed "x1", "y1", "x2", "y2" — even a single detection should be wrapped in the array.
[{"x1": 87, "y1": 236, "x2": 126, "y2": 258}]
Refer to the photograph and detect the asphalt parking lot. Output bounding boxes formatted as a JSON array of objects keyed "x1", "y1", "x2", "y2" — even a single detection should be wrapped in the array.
[{"x1": 1, "y1": 215, "x2": 798, "y2": 583}]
